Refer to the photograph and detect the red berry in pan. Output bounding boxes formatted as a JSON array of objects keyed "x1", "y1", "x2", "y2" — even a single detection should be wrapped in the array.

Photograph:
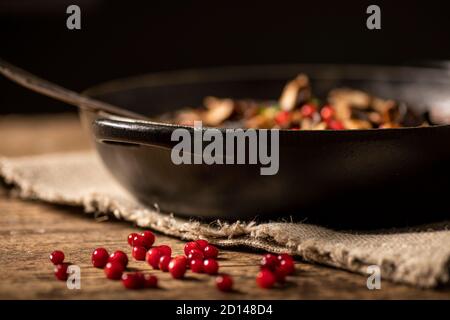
[
  {"x1": 121, "y1": 272, "x2": 144, "y2": 289},
  {"x1": 132, "y1": 246, "x2": 147, "y2": 261},
  {"x1": 216, "y1": 274, "x2": 233, "y2": 292},
  {"x1": 184, "y1": 241, "x2": 200, "y2": 256},
  {"x1": 157, "y1": 245, "x2": 172, "y2": 257},
  {"x1": 104, "y1": 262, "x2": 124, "y2": 280},
  {"x1": 144, "y1": 274, "x2": 158, "y2": 288},
  {"x1": 49, "y1": 250, "x2": 65, "y2": 265},
  {"x1": 278, "y1": 258, "x2": 295, "y2": 275},
  {"x1": 91, "y1": 247, "x2": 109, "y2": 268},
  {"x1": 127, "y1": 233, "x2": 138, "y2": 246},
  {"x1": 187, "y1": 249, "x2": 204, "y2": 261},
  {"x1": 256, "y1": 269, "x2": 276, "y2": 289},
  {"x1": 169, "y1": 257, "x2": 186, "y2": 279},
  {"x1": 108, "y1": 250, "x2": 128, "y2": 268},
  {"x1": 159, "y1": 255, "x2": 171, "y2": 272},
  {"x1": 54, "y1": 263, "x2": 69, "y2": 281},
  {"x1": 203, "y1": 245, "x2": 219, "y2": 259},
  {"x1": 300, "y1": 104, "x2": 316, "y2": 118},
  {"x1": 261, "y1": 254, "x2": 279, "y2": 271},
  {"x1": 275, "y1": 110, "x2": 291, "y2": 126},
  {"x1": 327, "y1": 119, "x2": 345, "y2": 130},
  {"x1": 190, "y1": 258, "x2": 204, "y2": 273},
  {"x1": 146, "y1": 247, "x2": 162, "y2": 269},
  {"x1": 203, "y1": 258, "x2": 219, "y2": 275},
  {"x1": 195, "y1": 239, "x2": 209, "y2": 250},
  {"x1": 320, "y1": 105, "x2": 334, "y2": 121},
  {"x1": 140, "y1": 231, "x2": 155, "y2": 249}
]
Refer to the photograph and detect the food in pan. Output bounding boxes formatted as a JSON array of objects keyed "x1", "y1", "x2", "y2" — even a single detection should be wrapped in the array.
[{"x1": 160, "y1": 74, "x2": 430, "y2": 130}]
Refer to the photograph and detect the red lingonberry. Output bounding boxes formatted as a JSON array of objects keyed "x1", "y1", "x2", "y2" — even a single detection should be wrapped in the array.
[
  {"x1": 256, "y1": 269, "x2": 276, "y2": 289},
  {"x1": 278, "y1": 258, "x2": 295, "y2": 275},
  {"x1": 327, "y1": 119, "x2": 345, "y2": 130},
  {"x1": 157, "y1": 245, "x2": 172, "y2": 257},
  {"x1": 49, "y1": 250, "x2": 65, "y2": 265},
  {"x1": 277, "y1": 253, "x2": 294, "y2": 263},
  {"x1": 203, "y1": 245, "x2": 219, "y2": 259},
  {"x1": 203, "y1": 258, "x2": 219, "y2": 275},
  {"x1": 132, "y1": 246, "x2": 147, "y2": 261},
  {"x1": 131, "y1": 234, "x2": 144, "y2": 247},
  {"x1": 275, "y1": 110, "x2": 291, "y2": 126},
  {"x1": 187, "y1": 249, "x2": 204, "y2": 261},
  {"x1": 190, "y1": 258, "x2": 204, "y2": 273},
  {"x1": 320, "y1": 105, "x2": 335, "y2": 121},
  {"x1": 144, "y1": 274, "x2": 158, "y2": 288},
  {"x1": 184, "y1": 241, "x2": 200, "y2": 256},
  {"x1": 273, "y1": 267, "x2": 287, "y2": 283},
  {"x1": 195, "y1": 239, "x2": 209, "y2": 250},
  {"x1": 169, "y1": 258, "x2": 186, "y2": 279},
  {"x1": 122, "y1": 272, "x2": 144, "y2": 289},
  {"x1": 146, "y1": 247, "x2": 162, "y2": 269},
  {"x1": 104, "y1": 262, "x2": 124, "y2": 280},
  {"x1": 108, "y1": 250, "x2": 128, "y2": 268},
  {"x1": 140, "y1": 231, "x2": 155, "y2": 249},
  {"x1": 261, "y1": 254, "x2": 279, "y2": 271},
  {"x1": 127, "y1": 233, "x2": 138, "y2": 246},
  {"x1": 91, "y1": 248, "x2": 109, "y2": 268},
  {"x1": 216, "y1": 274, "x2": 233, "y2": 292},
  {"x1": 54, "y1": 263, "x2": 69, "y2": 281},
  {"x1": 159, "y1": 255, "x2": 171, "y2": 272},
  {"x1": 300, "y1": 104, "x2": 317, "y2": 118}
]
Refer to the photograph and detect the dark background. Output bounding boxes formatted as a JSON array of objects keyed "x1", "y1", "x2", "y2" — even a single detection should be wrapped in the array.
[{"x1": 1, "y1": 0, "x2": 450, "y2": 114}]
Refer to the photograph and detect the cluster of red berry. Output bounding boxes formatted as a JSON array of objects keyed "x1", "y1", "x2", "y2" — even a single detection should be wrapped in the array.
[
  {"x1": 257, "y1": 253, "x2": 296, "y2": 288},
  {"x1": 49, "y1": 250, "x2": 70, "y2": 281},
  {"x1": 49, "y1": 230, "x2": 295, "y2": 292}
]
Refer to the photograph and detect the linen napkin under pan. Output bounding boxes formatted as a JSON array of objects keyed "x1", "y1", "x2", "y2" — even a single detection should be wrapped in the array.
[{"x1": 0, "y1": 151, "x2": 449, "y2": 288}]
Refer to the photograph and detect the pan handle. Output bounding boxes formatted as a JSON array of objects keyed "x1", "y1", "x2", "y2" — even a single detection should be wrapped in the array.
[{"x1": 92, "y1": 118, "x2": 183, "y2": 150}]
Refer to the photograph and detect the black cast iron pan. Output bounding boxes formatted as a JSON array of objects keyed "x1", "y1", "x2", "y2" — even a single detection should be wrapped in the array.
[{"x1": 3, "y1": 62, "x2": 450, "y2": 228}]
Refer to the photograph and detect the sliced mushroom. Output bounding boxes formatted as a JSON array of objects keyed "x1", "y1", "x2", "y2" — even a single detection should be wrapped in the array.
[
  {"x1": 343, "y1": 119, "x2": 373, "y2": 130},
  {"x1": 328, "y1": 88, "x2": 371, "y2": 109},
  {"x1": 279, "y1": 74, "x2": 311, "y2": 111},
  {"x1": 202, "y1": 97, "x2": 234, "y2": 126}
]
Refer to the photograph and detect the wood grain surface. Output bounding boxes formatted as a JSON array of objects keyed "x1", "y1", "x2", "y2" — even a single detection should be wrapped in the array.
[{"x1": 0, "y1": 113, "x2": 449, "y2": 299}]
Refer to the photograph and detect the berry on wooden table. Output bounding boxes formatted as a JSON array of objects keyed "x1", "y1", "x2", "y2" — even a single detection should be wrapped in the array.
[
  {"x1": 108, "y1": 250, "x2": 128, "y2": 268},
  {"x1": 132, "y1": 246, "x2": 147, "y2": 261},
  {"x1": 168, "y1": 257, "x2": 186, "y2": 279},
  {"x1": 127, "y1": 233, "x2": 138, "y2": 246},
  {"x1": 216, "y1": 274, "x2": 233, "y2": 292},
  {"x1": 195, "y1": 239, "x2": 209, "y2": 250},
  {"x1": 122, "y1": 272, "x2": 144, "y2": 289},
  {"x1": 203, "y1": 258, "x2": 219, "y2": 275},
  {"x1": 158, "y1": 255, "x2": 171, "y2": 272},
  {"x1": 260, "y1": 254, "x2": 279, "y2": 271},
  {"x1": 146, "y1": 247, "x2": 162, "y2": 269},
  {"x1": 184, "y1": 241, "x2": 200, "y2": 256},
  {"x1": 256, "y1": 269, "x2": 276, "y2": 289},
  {"x1": 144, "y1": 274, "x2": 158, "y2": 288},
  {"x1": 54, "y1": 263, "x2": 70, "y2": 281},
  {"x1": 91, "y1": 248, "x2": 109, "y2": 268},
  {"x1": 157, "y1": 245, "x2": 172, "y2": 257},
  {"x1": 190, "y1": 258, "x2": 204, "y2": 273},
  {"x1": 203, "y1": 245, "x2": 219, "y2": 259},
  {"x1": 104, "y1": 262, "x2": 124, "y2": 280},
  {"x1": 140, "y1": 231, "x2": 155, "y2": 249},
  {"x1": 49, "y1": 250, "x2": 65, "y2": 265}
]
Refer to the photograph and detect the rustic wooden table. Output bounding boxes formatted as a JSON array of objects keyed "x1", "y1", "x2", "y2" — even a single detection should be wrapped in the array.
[{"x1": 0, "y1": 114, "x2": 449, "y2": 299}]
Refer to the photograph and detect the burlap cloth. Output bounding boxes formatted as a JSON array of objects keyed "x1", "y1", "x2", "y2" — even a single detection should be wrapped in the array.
[{"x1": 0, "y1": 151, "x2": 449, "y2": 288}]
